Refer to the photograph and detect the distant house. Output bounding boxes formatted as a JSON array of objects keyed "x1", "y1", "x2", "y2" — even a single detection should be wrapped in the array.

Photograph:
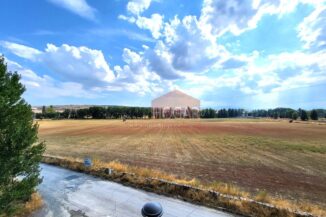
[
  {"x1": 151, "y1": 90, "x2": 200, "y2": 118},
  {"x1": 32, "y1": 107, "x2": 42, "y2": 114}
]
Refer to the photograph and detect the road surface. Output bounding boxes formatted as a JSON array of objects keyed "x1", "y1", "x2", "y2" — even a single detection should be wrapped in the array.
[{"x1": 31, "y1": 164, "x2": 235, "y2": 217}]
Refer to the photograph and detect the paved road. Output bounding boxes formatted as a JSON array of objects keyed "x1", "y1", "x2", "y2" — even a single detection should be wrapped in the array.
[{"x1": 31, "y1": 164, "x2": 235, "y2": 217}]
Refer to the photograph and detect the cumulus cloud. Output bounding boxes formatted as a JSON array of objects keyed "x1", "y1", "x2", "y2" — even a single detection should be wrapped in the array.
[
  {"x1": 126, "y1": 0, "x2": 152, "y2": 15},
  {"x1": 199, "y1": 0, "x2": 320, "y2": 37},
  {"x1": 0, "y1": 41, "x2": 42, "y2": 60},
  {"x1": 135, "y1": 14, "x2": 164, "y2": 39},
  {"x1": 121, "y1": 15, "x2": 227, "y2": 78},
  {"x1": 5, "y1": 58, "x2": 95, "y2": 99},
  {"x1": 43, "y1": 44, "x2": 115, "y2": 86},
  {"x1": 119, "y1": 13, "x2": 163, "y2": 39},
  {"x1": 163, "y1": 16, "x2": 224, "y2": 72},
  {"x1": 106, "y1": 48, "x2": 169, "y2": 95},
  {"x1": 2, "y1": 42, "x2": 169, "y2": 96},
  {"x1": 200, "y1": 0, "x2": 260, "y2": 36},
  {"x1": 1, "y1": 42, "x2": 115, "y2": 88},
  {"x1": 297, "y1": 5, "x2": 326, "y2": 50},
  {"x1": 241, "y1": 50, "x2": 326, "y2": 94},
  {"x1": 47, "y1": 0, "x2": 96, "y2": 21}
]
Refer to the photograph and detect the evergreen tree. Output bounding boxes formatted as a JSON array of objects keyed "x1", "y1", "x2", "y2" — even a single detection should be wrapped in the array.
[
  {"x1": 41, "y1": 106, "x2": 46, "y2": 115},
  {"x1": 292, "y1": 111, "x2": 298, "y2": 120},
  {"x1": 300, "y1": 110, "x2": 308, "y2": 121},
  {"x1": 0, "y1": 56, "x2": 45, "y2": 215},
  {"x1": 310, "y1": 109, "x2": 318, "y2": 120}
]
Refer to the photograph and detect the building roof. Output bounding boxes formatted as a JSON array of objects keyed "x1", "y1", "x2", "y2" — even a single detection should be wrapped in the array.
[{"x1": 151, "y1": 90, "x2": 200, "y2": 108}]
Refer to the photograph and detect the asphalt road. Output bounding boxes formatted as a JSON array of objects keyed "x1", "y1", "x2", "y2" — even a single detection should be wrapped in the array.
[{"x1": 31, "y1": 164, "x2": 235, "y2": 217}]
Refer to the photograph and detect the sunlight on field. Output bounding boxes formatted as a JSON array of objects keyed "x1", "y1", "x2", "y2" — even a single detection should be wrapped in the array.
[{"x1": 38, "y1": 119, "x2": 326, "y2": 208}]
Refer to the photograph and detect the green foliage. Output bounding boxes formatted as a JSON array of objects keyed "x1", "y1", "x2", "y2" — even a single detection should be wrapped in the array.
[
  {"x1": 310, "y1": 109, "x2": 318, "y2": 120},
  {"x1": 0, "y1": 56, "x2": 45, "y2": 215},
  {"x1": 300, "y1": 110, "x2": 308, "y2": 121},
  {"x1": 46, "y1": 105, "x2": 55, "y2": 113},
  {"x1": 272, "y1": 112, "x2": 278, "y2": 119},
  {"x1": 200, "y1": 108, "x2": 216, "y2": 118},
  {"x1": 292, "y1": 111, "x2": 298, "y2": 120},
  {"x1": 217, "y1": 109, "x2": 228, "y2": 118}
]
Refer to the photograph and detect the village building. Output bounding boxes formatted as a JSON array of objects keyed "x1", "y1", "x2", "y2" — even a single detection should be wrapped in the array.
[{"x1": 151, "y1": 90, "x2": 200, "y2": 118}]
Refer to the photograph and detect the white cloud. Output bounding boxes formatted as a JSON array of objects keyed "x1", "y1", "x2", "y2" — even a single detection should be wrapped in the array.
[
  {"x1": 134, "y1": 15, "x2": 226, "y2": 78},
  {"x1": 6, "y1": 59, "x2": 96, "y2": 99},
  {"x1": 109, "y1": 48, "x2": 169, "y2": 95},
  {"x1": 297, "y1": 5, "x2": 326, "y2": 50},
  {"x1": 43, "y1": 44, "x2": 115, "y2": 86},
  {"x1": 2, "y1": 42, "x2": 115, "y2": 87},
  {"x1": 0, "y1": 41, "x2": 41, "y2": 60},
  {"x1": 200, "y1": 0, "x2": 321, "y2": 37},
  {"x1": 135, "y1": 14, "x2": 164, "y2": 39},
  {"x1": 200, "y1": 0, "x2": 260, "y2": 36},
  {"x1": 119, "y1": 13, "x2": 163, "y2": 39},
  {"x1": 48, "y1": 0, "x2": 96, "y2": 21},
  {"x1": 127, "y1": 0, "x2": 152, "y2": 15},
  {"x1": 2, "y1": 42, "x2": 168, "y2": 96}
]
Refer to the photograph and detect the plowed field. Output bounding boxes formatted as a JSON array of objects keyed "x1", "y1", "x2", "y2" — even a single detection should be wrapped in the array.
[{"x1": 38, "y1": 119, "x2": 326, "y2": 206}]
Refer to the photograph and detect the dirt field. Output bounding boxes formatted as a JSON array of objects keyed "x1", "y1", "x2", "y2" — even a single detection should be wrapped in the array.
[{"x1": 38, "y1": 119, "x2": 326, "y2": 207}]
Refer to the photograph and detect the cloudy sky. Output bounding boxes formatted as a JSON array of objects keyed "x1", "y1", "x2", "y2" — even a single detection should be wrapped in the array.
[{"x1": 1, "y1": 0, "x2": 325, "y2": 108}]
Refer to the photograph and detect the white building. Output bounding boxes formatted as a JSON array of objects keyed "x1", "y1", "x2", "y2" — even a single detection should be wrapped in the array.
[{"x1": 151, "y1": 90, "x2": 200, "y2": 118}]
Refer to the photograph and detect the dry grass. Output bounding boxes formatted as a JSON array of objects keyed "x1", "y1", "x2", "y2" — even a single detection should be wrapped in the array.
[
  {"x1": 10, "y1": 192, "x2": 43, "y2": 217},
  {"x1": 43, "y1": 155, "x2": 326, "y2": 217},
  {"x1": 91, "y1": 158, "x2": 252, "y2": 196},
  {"x1": 255, "y1": 190, "x2": 271, "y2": 203},
  {"x1": 23, "y1": 192, "x2": 43, "y2": 214}
]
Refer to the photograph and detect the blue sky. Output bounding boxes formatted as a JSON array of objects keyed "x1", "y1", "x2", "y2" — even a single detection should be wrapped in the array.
[{"x1": 1, "y1": 0, "x2": 325, "y2": 109}]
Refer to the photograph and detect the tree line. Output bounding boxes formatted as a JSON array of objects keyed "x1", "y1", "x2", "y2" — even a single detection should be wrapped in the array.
[
  {"x1": 36, "y1": 106, "x2": 326, "y2": 121},
  {"x1": 200, "y1": 107, "x2": 325, "y2": 120},
  {"x1": 36, "y1": 106, "x2": 152, "y2": 119}
]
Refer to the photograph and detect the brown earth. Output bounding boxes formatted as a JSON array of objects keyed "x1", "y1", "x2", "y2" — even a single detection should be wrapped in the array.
[{"x1": 38, "y1": 119, "x2": 326, "y2": 207}]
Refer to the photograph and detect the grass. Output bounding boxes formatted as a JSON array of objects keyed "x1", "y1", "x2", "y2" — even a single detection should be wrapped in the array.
[
  {"x1": 22, "y1": 192, "x2": 43, "y2": 215},
  {"x1": 255, "y1": 190, "x2": 271, "y2": 203},
  {"x1": 38, "y1": 119, "x2": 326, "y2": 215}
]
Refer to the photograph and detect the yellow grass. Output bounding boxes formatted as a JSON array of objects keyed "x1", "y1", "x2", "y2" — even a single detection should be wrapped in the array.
[{"x1": 23, "y1": 192, "x2": 43, "y2": 214}]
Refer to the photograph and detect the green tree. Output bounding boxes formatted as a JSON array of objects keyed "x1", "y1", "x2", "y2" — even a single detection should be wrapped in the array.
[
  {"x1": 0, "y1": 56, "x2": 45, "y2": 215},
  {"x1": 46, "y1": 105, "x2": 55, "y2": 113},
  {"x1": 300, "y1": 110, "x2": 308, "y2": 121},
  {"x1": 292, "y1": 111, "x2": 298, "y2": 120},
  {"x1": 310, "y1": 109, "x2": 318, "y2": 120},
  {"x1": 41, "y1": 106, "x2": 46, "y2": 115},
  {"x1": 272, "y1": 112, "x2": 278, "y2": 119}
]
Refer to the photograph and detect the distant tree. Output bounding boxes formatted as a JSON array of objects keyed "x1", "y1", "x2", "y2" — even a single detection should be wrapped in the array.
[
  {"x1": 272, "y1": 112, "x2": 278, "y2": 119},
  {"x1": 89, "y1": 106, "x2": 106, "y2": 119},
  {"x1": 217, "y1": 109, "x2": 228, "y2": 118},
  {"x1": 300, "y1": 110, "x2": 308, "y2": 121},
  {"x1": 61, "y1": 109, "x2": 70, "y2": 119},
  {"x1": 41, "y1": 106, "x2": 46, "y2": 115},
  {"x1": 0, "y1": 56, "x2": 45, "y2": 215},
  {"x1": 76, "y1": 108, "x2": 89, "y2": 119},
  {"x1": 292, "y1": 111, "x2": 298, "y2": 120},
  {"x1": 46, "y1": 105, "x2": 55, "y2": 113},
  {"x1": 310, "y1": 109, "x2": 318, "y2": 120},
  {"x1": 200, "y1": 108, "x2": 216, "y2": 118}
]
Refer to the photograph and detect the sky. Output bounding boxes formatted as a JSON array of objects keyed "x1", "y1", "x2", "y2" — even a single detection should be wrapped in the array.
[{"x1": 0, "y1": 0, "x2": 325, "y2": 109}]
